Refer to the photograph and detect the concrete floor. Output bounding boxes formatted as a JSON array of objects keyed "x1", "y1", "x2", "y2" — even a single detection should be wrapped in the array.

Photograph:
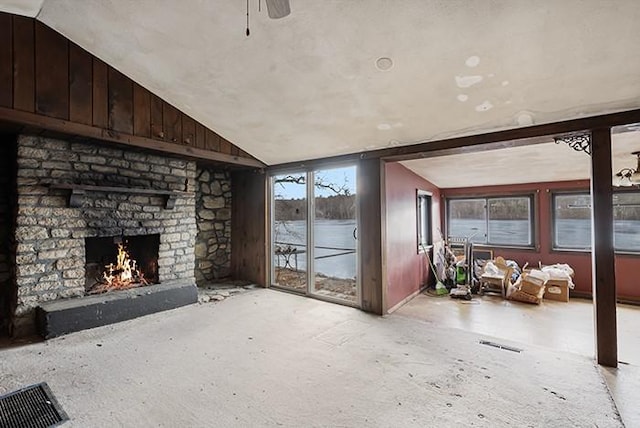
[
  {"x1": 0, "y1": 289, "x2": 625, "y2": 427},
  {"x1": 395, "y1": 292, "x2": 640, "y2": 427}
]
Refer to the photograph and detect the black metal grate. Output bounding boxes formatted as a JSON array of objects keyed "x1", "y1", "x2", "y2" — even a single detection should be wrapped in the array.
[
  {"x1": 0, "y1": 383, "x2": 68, "y2": 428},
  {"x1": 479, "y1": 340, "x2": 523, "y2": 353}
]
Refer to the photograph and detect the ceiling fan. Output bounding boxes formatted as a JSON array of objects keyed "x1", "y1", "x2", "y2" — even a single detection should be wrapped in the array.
[
  {"x1": 246, "y1": 0, "x2": 291, "y2": 36},
  {"x1": 265, "y1": 0, "x2": 291, "y2": 19}
]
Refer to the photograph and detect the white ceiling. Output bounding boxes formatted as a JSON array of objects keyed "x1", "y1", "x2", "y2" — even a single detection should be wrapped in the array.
[
  {"x1": 1, "y1": 1, "x2": 640, "y2": 174},
  {"x1": 401, "y1": 131, "x2": 640, "y2": 188}
]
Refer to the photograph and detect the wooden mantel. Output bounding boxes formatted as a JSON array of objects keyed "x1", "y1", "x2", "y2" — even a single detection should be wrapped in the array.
[
  {"x1": 48, "y1": 183, "x2": 193, "y2": 210},
  {"x1": 0, "y1": 12, "x2": 264, "y2": 168}
]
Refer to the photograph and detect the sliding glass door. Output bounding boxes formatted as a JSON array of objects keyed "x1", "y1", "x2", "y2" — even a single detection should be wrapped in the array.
[
  {"x1": 311, "y1": 166, "x2": 358, "y2": 303},
  {"x1": 270, "y1": 165, "x2": 359, "y2": 306},
  {"x1": 271, "y1": 173, "x2": 307, "y2": 292}
]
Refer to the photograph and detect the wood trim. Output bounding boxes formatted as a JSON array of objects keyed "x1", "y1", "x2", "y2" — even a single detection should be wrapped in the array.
[
  {"x1": 590, "y1": 127, "x2": 617, "y2": 367},
  {"x1": 0, "y1": 106, "x2": 265, "y2": 167}
]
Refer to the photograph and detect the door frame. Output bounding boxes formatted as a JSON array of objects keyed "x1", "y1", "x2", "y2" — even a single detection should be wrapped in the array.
[{"x1": 268, "y1": 164, "x2": 361, "y2": 308}]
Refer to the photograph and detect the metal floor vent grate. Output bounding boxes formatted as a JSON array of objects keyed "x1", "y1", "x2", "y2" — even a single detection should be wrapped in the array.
[
  {"x1": 479, "y1": 340, "x2": 523, "y2": 353},
  {"x1": 0, "y1": 382, "x2": 68, "y2": 428}
]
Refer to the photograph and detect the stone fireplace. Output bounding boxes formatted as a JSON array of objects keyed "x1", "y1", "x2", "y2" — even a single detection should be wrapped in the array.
[{"x1": 11, "y1": 135, "x2": 200, "y2": 336}]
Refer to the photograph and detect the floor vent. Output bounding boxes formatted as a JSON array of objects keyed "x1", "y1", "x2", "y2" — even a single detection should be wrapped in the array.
[
  {"x1": 479, "y1": 340, "x2": 523, "y2": 353},
  {"x1": 0, "y1": 382, "x2": 68, "y2": 427}
]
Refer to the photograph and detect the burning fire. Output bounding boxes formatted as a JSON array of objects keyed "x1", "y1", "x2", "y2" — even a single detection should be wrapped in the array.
[{"x1": 89, "y1": 243, "x2": 149, "y2": 294}]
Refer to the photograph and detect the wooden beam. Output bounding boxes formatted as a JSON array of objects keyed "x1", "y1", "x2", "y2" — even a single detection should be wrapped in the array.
[
  {"x1": 269, "y1": 109, "x2": 640, "y2": 171},
  {"x1": 358, "y1": 158, "x2": 385, "y2": 314},
  {"x1": 590, "y1": 127, "x2": 617, "y2": 367},
  {"x1": 0, "y1": 106, "x2": 265, "y2": 168}
]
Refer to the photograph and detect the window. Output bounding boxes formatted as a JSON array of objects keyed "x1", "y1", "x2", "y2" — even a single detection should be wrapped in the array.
[
  {"x1": 553, "y1": 193, "x2": 591, "y2": 250},
  {"x1": 417, "y1": 191, "x2": 432, "y2": 249},
  {"x1": 447, "y1": 196, "x2": 534, "y2": 247},
  {"x1": 553, "y1": 191, "x2": 640, "y2": 252}
]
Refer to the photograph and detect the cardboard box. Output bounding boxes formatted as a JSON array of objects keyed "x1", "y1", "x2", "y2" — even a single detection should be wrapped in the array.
[
  {"x1": 544, "y1": 279, "x2": 569, "y2": 302},
  {"x1": 520, "y1": 279, "x2": 545, "y2": 297}
]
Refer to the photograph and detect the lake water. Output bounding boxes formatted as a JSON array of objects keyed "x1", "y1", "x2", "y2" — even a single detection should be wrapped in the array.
[
  {"x1": 274, "y1": 218, "x2": 640, "y2": 279},
  {"x1": 274, "y1": 219, "x2": 357, "y2": 279},
  {"x1": 450, "y1": 218, "x2": 640, "y2": 251}
]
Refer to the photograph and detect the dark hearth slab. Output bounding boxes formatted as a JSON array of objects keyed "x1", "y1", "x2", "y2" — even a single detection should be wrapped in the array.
[{"x1": 35, "y1": 281, "x2": 197, "y2": 339}]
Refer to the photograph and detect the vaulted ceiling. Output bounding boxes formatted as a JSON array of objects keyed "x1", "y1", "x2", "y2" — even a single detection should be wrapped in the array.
[{"x1": 2, "y1": 1, "x2": 640, "y2": 182}]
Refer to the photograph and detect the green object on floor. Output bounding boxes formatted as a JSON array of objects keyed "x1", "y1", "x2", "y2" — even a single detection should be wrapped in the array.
[
  {"x1": 435, "y1": 281, "x2": 448, "y2": 295},
  {"x1": 456, "y1": 265, "x2": 466, "y2": 284}
]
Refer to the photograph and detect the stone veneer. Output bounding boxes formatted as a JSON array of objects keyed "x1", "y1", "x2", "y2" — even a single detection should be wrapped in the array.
[
  {"x1": 12, "y1": 135, "x2": 197, "y2": 335},
  {"x1": 195, "y1": 168, "x2": 232, "y2": 284},
  {"x1": 0, "y1": 136, "x2": 15, "y2": 335}
]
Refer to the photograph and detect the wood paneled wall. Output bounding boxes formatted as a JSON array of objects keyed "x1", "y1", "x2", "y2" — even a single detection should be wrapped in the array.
[
  {"x1": 358, "y1": 158, "x2": 385, "y2": 314},
  {"x1": 0, "y1": 13, "x2": 262, "y2": 167},
  {"x1": 231, "y1": 169, "x2": 267, "y2": 286}
]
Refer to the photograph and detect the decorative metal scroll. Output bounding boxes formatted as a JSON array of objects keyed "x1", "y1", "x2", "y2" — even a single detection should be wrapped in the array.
[{"x1": 554, "y1": 133, "x2": 591, "y2": 155}]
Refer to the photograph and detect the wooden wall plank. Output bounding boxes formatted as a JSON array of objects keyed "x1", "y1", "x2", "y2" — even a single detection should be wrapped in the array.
[
  {"x1": 358, "y1": 158, "x2": 384, "y2": 314},
  {"x1": 205, "y1": 129, "x2": 220, "y2": 151},
  {"x1": 150, "y1": 94, "x2": 163, "y2": 139},
  {"x1": 133, "y1": 83, "x2": 151, "y2": 138},
  {"x1": 231, "y1": 169, "x2": 267, "y2": 285},
  {"x1": 0, "y1": 106, "x2": 265, "y2": 167},
  {"x1": 219, "y1": 137, "x2": 232, "y2": 155},
  {"x1": 239, "y1": 149, "x2": 252, "y2": 159},
  {"x1": 181, "y1": 114, "x2": 195, "y2": 146},
  {"x1": 68, "y1": 43, "x2": 92, "y2": 125},
  {"x1": 3, "y1": 13, "x2": 258, "y2": 165},
  {"x1": 92, "y1": 58, "x2": 108, "y2": 128},
  {"x1": 194, "y1": 122, "x2": 205, "y2": 149},
  {"x1": 590, "y1": 127, "x2": 618, "y2": 367},
  {"x1": 12, "y1": 16, "x2": 35, "y2": 112},
  {"x1": 107, "y1": 67, "x2": 133, "y2": 134},
  {"x1": 162, "y1": 101, "x2": 181, "y2": 143},
  {"x1": 0, "y1": 14, "x2": 12, "y2": 108},
  {"x1": 34, "y1": 21, "x2": 69, "y2": 119}
]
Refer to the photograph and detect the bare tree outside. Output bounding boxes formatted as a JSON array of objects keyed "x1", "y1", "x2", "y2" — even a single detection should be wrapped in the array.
[{"x1": 272, "y1": 167, "x2": 358, "y2": 302}]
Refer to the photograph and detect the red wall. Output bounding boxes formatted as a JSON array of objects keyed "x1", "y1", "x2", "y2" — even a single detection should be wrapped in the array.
[
  {"x1": 384, "y1": 163, "x2": 441, "y2": 311},
  {"x1": 443, "y1": 180, "x2": 640, "y2": 301}
]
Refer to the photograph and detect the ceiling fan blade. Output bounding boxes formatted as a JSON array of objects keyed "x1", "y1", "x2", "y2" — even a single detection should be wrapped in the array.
[{"x1": 265, "y1": 0, "x2": 290, "y2": 19}]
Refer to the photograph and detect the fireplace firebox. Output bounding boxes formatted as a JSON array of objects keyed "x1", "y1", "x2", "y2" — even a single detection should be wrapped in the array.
[{"x1": 84, "y1": 234, "x2": 160, "y2": 294}]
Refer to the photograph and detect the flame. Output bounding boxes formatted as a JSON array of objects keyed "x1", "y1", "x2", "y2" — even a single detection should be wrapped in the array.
[{"x1": 90, "y1": 242, "x2": 148, "y2": 294}]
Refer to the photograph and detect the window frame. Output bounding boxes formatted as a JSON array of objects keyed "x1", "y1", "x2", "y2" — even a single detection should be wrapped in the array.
[
  {"x1": 416, "y1": 190, "x2": 433, "y2": 252},
  {"x1": 551, "y1": 190, "x2": 640, "y2": 254},
  {"x1": 446, "y1": 194, "x2": 536, "y2": 249}
]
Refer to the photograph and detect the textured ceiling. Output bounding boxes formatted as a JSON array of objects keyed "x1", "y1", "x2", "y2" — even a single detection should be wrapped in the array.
[
  {"x1": 1, "y1": 0, "x2": 640, "y2": 168},
  {"x1": 401, "y1": 131, "x2": 640, "y2": 188}
]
